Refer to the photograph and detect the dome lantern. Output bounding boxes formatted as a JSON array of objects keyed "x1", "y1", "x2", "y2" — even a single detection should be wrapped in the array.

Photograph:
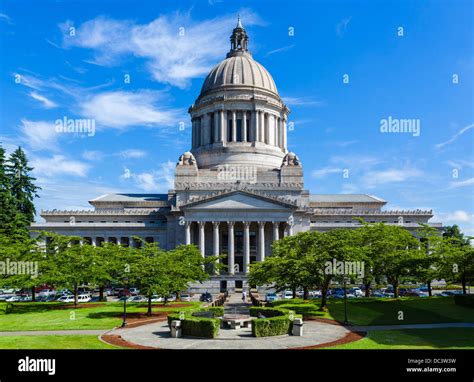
[{"x1": 227, "y1": 16, "x2": 249, "y2": 57}]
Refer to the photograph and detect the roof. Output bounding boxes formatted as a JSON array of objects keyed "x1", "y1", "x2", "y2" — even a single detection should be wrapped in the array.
[
  {"x1": 309, "y1": 194, "x2": 386, "y2": 203},
  {"x1": 200, "y1": 54, "x2": 278, "y2": 96},
  {"x1": 89, "y1": 193, "x2": 168, "y2": 203}
]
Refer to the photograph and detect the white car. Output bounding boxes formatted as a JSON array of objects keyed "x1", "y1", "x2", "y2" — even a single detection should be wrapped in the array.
[
  {"x1": 57, "y1": 295, "x2": 75, "y2": 303},
  {"x1": 77, "y1": 294, "x2": 91, "y2": 303},
  {"x1": 180, "y1": 294, "x2": 191, "y2": 302},
  {"x1": 282, "y1": 291, "x2": 293, "y2": 299},
  {"x1": 129, "y1": 288, "x2": 140, "y2": 296},
  {"x1": 5, "y1": 295, "x2": 21, "y2": 302},
  {"x1": 349, "y1": 287, "x2": 364, "y2": 297},
  {"x1": 37, "y1": 289, "x2": 55, "y2": 297},
  {"x1": 127, "y1": 296, "x2": 146, "y2": 303},
  {"x1": 150, "y1": 295, "x2": 163, "y2": 302}
]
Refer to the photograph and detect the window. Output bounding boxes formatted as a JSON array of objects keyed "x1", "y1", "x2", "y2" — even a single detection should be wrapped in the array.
[
  {"x1": 236, "y1": 119, "x2": 242, "y2": 141},
  {"x1": 227, "y1": 121, "x2": 233, "y2": 141},
  {"x1": 246, "y1": 119, "x2": 250, "y2": 141},
  {"x1": 210, "y1": 115, "x2": 215, "y2": 143}
]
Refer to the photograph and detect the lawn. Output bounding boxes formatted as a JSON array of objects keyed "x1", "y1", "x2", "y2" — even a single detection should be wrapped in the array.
[
  {"x1": 272, "y1": 296, "x2": 474, "y2": 326},
  {"x1": 324, "y1": 328, "x2": 474, "y2": 349},
  {"x1": 0, "y1": 335, "x2": 121, "y2": 349},
  {"x1": 0, "y1": 301, "x2": 201, "y2": 331}
]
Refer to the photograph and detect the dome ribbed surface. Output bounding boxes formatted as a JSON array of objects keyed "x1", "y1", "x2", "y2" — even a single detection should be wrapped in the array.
[{"x1": 200, "y1": 54, "x2": 278, "y2": 95}]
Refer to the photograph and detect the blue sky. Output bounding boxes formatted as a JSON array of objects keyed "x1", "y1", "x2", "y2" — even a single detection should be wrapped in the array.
[{"x1": 0, "y1": 0, "x2": 473, "y2": 234}]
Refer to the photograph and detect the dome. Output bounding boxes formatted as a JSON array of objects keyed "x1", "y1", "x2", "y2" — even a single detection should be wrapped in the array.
[{"x1": 200, "y1": 53, "x2": 278, "y2": 95}]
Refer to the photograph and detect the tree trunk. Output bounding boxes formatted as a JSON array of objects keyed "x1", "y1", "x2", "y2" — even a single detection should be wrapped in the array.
[
  {"x1": 393, "y1": 281, "x2": 399, "y2": 298},
  {"x1": 74, "y1": 284, "x2": 78, "y2": 306},
  {"x1": 427, "y1": 280, "x2": 432, "y2": 297},
  {"x1": 147, "y1": 296, "x2": 152, "y2": 316},
  {"x1": 462, "y1": 274, "x2": 467, "y2": 295},
  {"x1": 99, "y1": 285, "x2": 104, "y2": 301},
  {"x1": 292, "y1": 286, "x2": 297, "y2": 299},
  {"x1": 31, "y1": 287, "x2": 36, "y2": 302},
  {"x1": 364, "y1": 281, "x2": 371, "y2": 297},
  {"x1": 319, "y1": 279, "x2": 331, "y2": 310},
  {"x1": 303, "y1": 287, "x2": 309, "y2": 300}
]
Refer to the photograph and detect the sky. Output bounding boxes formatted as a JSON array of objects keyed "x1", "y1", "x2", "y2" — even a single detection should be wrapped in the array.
[{"x1": 0, "y1": 0, "x2": 472, "y2": 234}]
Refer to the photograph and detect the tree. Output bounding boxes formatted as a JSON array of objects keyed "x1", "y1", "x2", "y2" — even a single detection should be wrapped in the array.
[
  {"x1": 5, "y1": 147, "x2": 40, "y2": 224},
  {"x1": 0, "y1": 145, "x2": 17, "y2": 236}
]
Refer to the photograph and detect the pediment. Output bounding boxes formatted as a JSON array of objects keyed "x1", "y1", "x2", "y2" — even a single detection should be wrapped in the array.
[{"x1": 182, "y1": 191, "x2": 295, "y2": 211}]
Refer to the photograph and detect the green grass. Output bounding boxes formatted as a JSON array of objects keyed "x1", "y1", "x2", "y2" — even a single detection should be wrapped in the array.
[
  {"x1": 273, "y1": 296, "x2": 474, "y2": 326},
  {"x1": 324, "y1": 328, "x2": 474, "y2": 349},
  {"x1": 0, "y1": 335, "x2": 121, "y2": 349},
  {"x1": 0, "y1": 301, "x2": 201, "y2": 331}
]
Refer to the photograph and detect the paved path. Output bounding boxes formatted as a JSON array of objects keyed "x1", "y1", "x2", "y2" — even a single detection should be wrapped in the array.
[
  {"x1": 108, "y1": 320, "x2": 351, "y2": 349},
  {"x1": 352, "y1": 322, "x2": 474, "y2": 332},
  {"x1": 0, "y1": 329, "x2": 107, "y2": 336},
  {"x1": 223, "y1": 292, "x2": 251, "y2": 315}
]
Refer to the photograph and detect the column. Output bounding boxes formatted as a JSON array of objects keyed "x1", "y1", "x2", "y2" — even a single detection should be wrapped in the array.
[
  {"x1": 185, "y1": 221, "x2": 191, "y2": 245},
  {"x1": 258, "y1": 221, "x2": 265, "y2": 262},
  {"x1": 243, "y1": 221, "x2": 250, "y2": 274},
  {"x1": 252, "y1": 110, "x2": 258, "y2": 142},
  {"x1": 282, "y1": 117, "x2": 288, "y2": 151},
  {"x1": 213, "y1": 112, "x2": 219, "y2": 143},
  {"x1": 91, "y1": 237, "x2": 96, "y2": 247},
  {"x1": 117, "y1": 237, "x2": 121, "y2": 245},
  {"x1": 199, "y1": 221, "x2": 205, "y2": 257},
  {"x1": 227, "y1": 221, "x2": 235, "y2": 275},
  {"x1": 273, "y1": 221, "x2": 280, "y2": 242},
  {"x1": 220, "y1": 110, "x2": 226, "y2": 143},
  {"x1": 264, "y1": 113, "x2": 269, "y2": 144},
  {"x1": 129, "y1": 237, "x2": 135, "y2": 248},
  {"x1": 213, "y1": 221, "x2": 220, "y2": 274},
  {"x1": 232, "y1": 111, "x2": 237, "y2": 142},
  {"x1": 200, "y1": 116, "x2": 206, "y2": 146},
  {"x1": 242, "y1": 111, "x2": 247, "y2": 142},
  {"x1": 259, "y1": 111, "x2": 265, "y2": 142},
  {"x1": 191, "y1": 119, "x2": 196, "y2": 148},
  {"x1": 277, "y1": 117, "x2": 282, "y2": 148}
]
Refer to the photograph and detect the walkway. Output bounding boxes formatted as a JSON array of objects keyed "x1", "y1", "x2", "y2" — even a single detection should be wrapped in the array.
[
  {"x1": 223, "y1": 292, "x2": 251, "y2": 316},
  {"x1": 352, "y1": 322, "x2": 474, "y2": 332},
  {"x1": 0, "y1": 329, "x2": 107, "y2": 336}
]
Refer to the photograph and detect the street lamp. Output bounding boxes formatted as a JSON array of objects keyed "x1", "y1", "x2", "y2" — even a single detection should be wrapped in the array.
[
  {"x1": 343, "y1": 262, "x2": 349, "y2": 326},
  {"x1": 121, "y1": 278, "x2": 128, "y2": 327}
]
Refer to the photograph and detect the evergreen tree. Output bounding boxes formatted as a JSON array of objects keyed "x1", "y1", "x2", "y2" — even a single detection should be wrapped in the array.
[
  {"x1": 0, "y1": 145, "x2": 16, "y2": 235},
  {"x1": 5, "y1": 147, "x2": 40, "y2": 224}
]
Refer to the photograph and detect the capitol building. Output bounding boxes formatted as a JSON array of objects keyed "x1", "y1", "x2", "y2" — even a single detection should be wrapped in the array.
[{"x1": 31, "y1": 20, "x2": 442, "y2": 293}]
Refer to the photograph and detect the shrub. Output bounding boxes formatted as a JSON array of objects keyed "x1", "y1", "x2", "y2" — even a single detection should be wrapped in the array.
[
  {"x1": 205, "y1": 306, "x2": 224, "y2": 317},
  {"x1": 0, "y1": 303, "x2": 13, "y2": 315},
  {"x1": 276, "y1": 303, "x2": 320, "y2": 317},
  {"x1": 249, "y1": 306, "x2": 287, "y2": 318},
  {"x1": 167, "y1": 311, "x2": 220, "y2": 338},
  {"x1": 454, "y1": 294, "x2": 474, "y2": 308},
  {"x1": 252, "y1": 315, "x2": 293, "y2": 337}
]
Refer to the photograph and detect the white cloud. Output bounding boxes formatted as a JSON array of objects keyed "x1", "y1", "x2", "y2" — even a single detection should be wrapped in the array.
[
  {"x1": 81, "y1": 90, "x2": 181, "y2": 129},
  {"x1": 363, "y1": 167, "x2": 422, "y2": 188},
  {"x1": 19, "y1": 119, "x2": 59, "y2": 151},
  {"x1": 130, "y1": 161, "x2": 175, "y2": 192},
  {"x1": 29, "y1": 91, "x2": 58, "y2": 109},
  {"x1": 31, "y1": 155, "x2": 90, "y2": 178},
  {"x1": 435, "y1": 123, "x2": 474, "y2": 149},
  {"x1": 265, "y1": 44, "x2": 295, "y2": 56},
  {"x1": 448, "y1": 177, "x2": 474, "y2": 189},
  {"x1": 446, "y1": 159, "x2": 474, "y2": 169},
  {"x1": 0, "y1": 13, "x2": 12, "y2": 24},
  {"x1": 82, "y1": 150, "x2": 105, "y2": 161},
  {"x1": 118, "y1": 149, "x2": 147, "y2": 159},
  {"x1": 311, "y1": 167, "x2": 342, "y2": 179},
  {"x1": 336, "y1": 17, "x2": 352, "y2": 37},
  {"x1": 283, "y1": 97, "x2": 326, "y2": 107},
  {"x1": 61, "y1": 11, "x2": 263, "y2": 88}
]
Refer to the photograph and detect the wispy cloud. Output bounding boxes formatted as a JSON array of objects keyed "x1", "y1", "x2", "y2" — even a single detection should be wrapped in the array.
[
  {"x1": 118, "y1": 149, "x2": 148, "y2": 159},
  {"x1": 0, "y1": 13, "x2": 12, "y2": 24},
  {"x1": 81, "y1": 90, "x2": 182, "y2": 129},
  {"x1": 311, "y1": 167, "x2": 343, "y2": 179},
  {"x1": 336, "y1": 16, "x2": 352, "y2": 37},
  {"x1": 435, "y1": 123, "x2": 474, "y2": 149},
  {"x1": 19, "y1": 119, "x2": 59, "y2": 151},
  {"x1": 265, "y1": 44, "x2": 295, "y2": 57},
  {"x1": 125, "y1": 161, "x2": 175, "y2": 192},
  {"x1": 283, "y1": 96, "x2": 326, "y2": 107},
  {"x1": 362, "y1": 167, "x2": 423, "y2": 188},
  {"x1": 60, "y1": 11, "x2": 264, "y2": 88},
  {"x1": 31, "y1": 155, "x2": 90, "y2": 178},
  {"x1": 448, "y1": 177, "x2": 474, "y2": 189},
  {"x1": 29, "y1": 91, "x2": 58, "y2": 109}
]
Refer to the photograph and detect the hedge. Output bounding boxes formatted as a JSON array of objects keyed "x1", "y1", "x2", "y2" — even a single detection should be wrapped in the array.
[
  {"x1": 167, "y1": 313, "x2": 220, "y2": 338},
  {"x1": 0, "y1": 302, "x2": 13, "y2": 314},
  {"x1": 252, "y1": 315, "x2": 293, "y2": 337},
  {"x1": 454, "y1": 294, "x2": 474, "y2": 308},
  {"x1": 249, "y1": 306, "x2": 288, "y2": 318}
]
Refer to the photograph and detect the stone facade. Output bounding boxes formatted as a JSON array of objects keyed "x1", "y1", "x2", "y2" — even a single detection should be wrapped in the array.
[{"x1": 30, "y1": 20, "x2": 442, "y2": 293}]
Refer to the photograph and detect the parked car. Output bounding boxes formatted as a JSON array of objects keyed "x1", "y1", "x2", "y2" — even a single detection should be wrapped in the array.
[
  {"x1": 57, "y1": 295, "x2": 75, "y2": 303},
  {"x1": 309, "y1": 290, "x2": 322, "y2": 298},
  {"x1": 127, "y1": 296, "x2": 146, "y2": 303},
  {"x1": 20, "y1": 295, "x2": 33, "y2": 302},
  {"x1": 200, "y1": 292, "x2": 212, "y2": 302},
  {"x1": 371, "y1": 290, "x2": 386, "y2": 298},
  {"x1": 180, "y1": 293, "x2": 191, "y2": 302},
  {"x1": 166, "y1": 295, "x2": 176, "y2": 302},
  {"x1": 349, "y1": 287, "x2": 363, "y2": 297},
  {"x1": 440, "y1": 290, "x2": 463, "y2": 296},
  {"x1": 77, "y1": 294, "x2": 91, "y2": 303},
  {"x1": 282, "y1": 291, "x2": 293, "y2": 299},
  {"x1": 118, "y1": 289, "x2": 132, "y2": 298},
  {"x1": 90, "y1": 296, "x2": 107, "y2": 302},
  {"x1": 37, "y1": 289, "x2": 55, "y2": 297},
  {"x1": 150, "y1": 295, "x2": 163, "y2": 302},
  {"x1": 129, "y1": 288, "x2": 140, "y2": 296},
  {"x1": 5, "y1": 295, "x2": 22, "y2": 302},
  {"x1": 265, "y1": 293, "x2": 278, "y2": 302}
]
